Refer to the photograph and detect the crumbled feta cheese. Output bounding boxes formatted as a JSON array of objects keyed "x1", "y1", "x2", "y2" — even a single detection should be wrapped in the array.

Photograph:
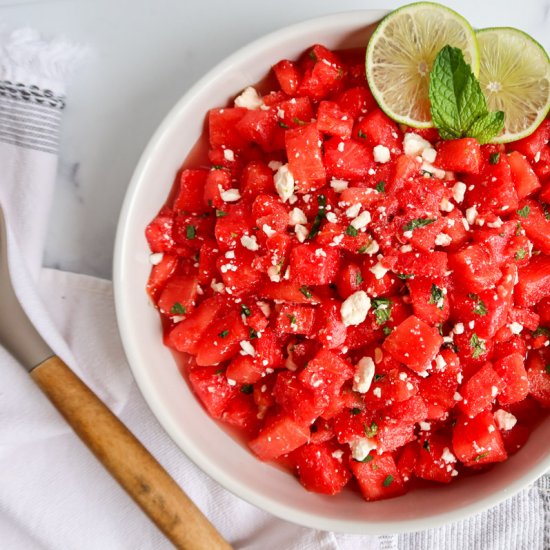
[
  {"x1": 362, "y1": 239, "x2": 380, "y2": 256},
  {"x1": 422, "y1": 147, "x2": 437, "y2": 163},
  {"x1": 403, "y1": 132, "x2": 432, "y2": 156},
  {"x1": 373, "y1": 144, "x2": 391, "y2": 163},
  {"x1": 331, "y1": 450, "x2": 344, "y2": 461},
  {"x1": 454, "y1": 392, "x2": 463, "y2": 401},
  {"x1": 487, "y1": 217, "x2": 503, "y2": 228},
  {"x1": 440, "y1": 198, "x2": 455, "y2": 212},
  {"x1": 341, "y1": 290, "x2": 371, "y2": 327},
  {"x1": 509, "y1": 321, "x2": 523, "y2": 335},
  {"x1": 435, "y1": 354, "x2": 447, "y2": 370},
  {"x1": 240, "y1": 234, "x2": 259, "y2": 251},
  {"x1": 351, "y1": 211, "x2": 371, "y2": 230},
  {"x1": 294, "y1": 224, "x2": 308, "y2": 243},
  {"x1": 223, "y1": 149, "x2": 234, "y2": 161},
  {"x1": 289, "y1": 207, "x2": 307, "y2": 225},
  {"x1": 494, "y1": 409, "x2": 517, "y2": 431},
  {"x1": 346, "y1": 203, "x2": 361, "y2": 218},
  {"x1": 419, "y1": 421, "x2": 431, "y2": 431},
  {"x1": 374, "y1": 347, "x2": 383, "y2": 364},
  {"x1": 326, "y1": 211, "x2": 338, "y2": 224},
  {"x1": 234, "y1": 86, "x2": 263, "y2": 110},
  {"x1": 330, "y1": 178, "x2": 348, "y2": 192},
  {"x1": 491, "y1": 385, "x2": 498, "y2": 397},
  {"x1": 274, "y1": 164, "x2": 295, "y2": 203},
  {"x1": 337, "y1": 141, "x2": 345, "y2": 153},
  {"x1": 452, "y1": 182, "x2": 467, "y2": 203},
  {"x1": 210, "y1": 280, "x2": 225, "y2": 293},
  {"x1": 349, "y1": 437, "x2": 377, "y2": 462},
  {"x1": 353, "y1": 356, "x2": 376, "y2": 393},
  {"x1": 441, "y1": 447, "x2": 457, "y2": 464},
  {"x1": 369, "y1": 261, "x2": 388, "y2": 280},
  {"x1": 421, "y1": 162, "x2": 446, "y2": 179},
  {"x1": 262, "y1": 224, "x2": 276, "y2": 237},
  {"x1": 314, "y1": 248, "x2": 327, "y2": 258},
  {"x1": 465, "y1": 205, "x2": 478, "y2": 225},
  {"x1": 434, "y1": 233, "x2": 452, "y2": 247},
  {"x1": 534, "y1": 151, "x2": 541, "y2": 163},
  {"x1": 268, "y1": 160, "x2": 282, "y2": 171},
  {"x1": 454, "y1": 322, "x2": 465, "y2": 335},
  {"x1": 373, "y1": 387, "x2": 382, "y2": 398},
  {"x1": 149, "y1": 252, "x2": 164, "y2": 265},
  {"x1": 267, "y1": 265, "x2": 281, "y2": 282},
  {"x1": 220, "y1": 188, "x2": 241, "y2": 202},
  {"x1": 239, "y1": 340, "x2": 256, "y2": 357}
]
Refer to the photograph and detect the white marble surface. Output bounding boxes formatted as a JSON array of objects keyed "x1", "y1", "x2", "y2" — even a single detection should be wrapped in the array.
[{"x1": 1, "y1": 0, "x2": 548, "y2": 279}]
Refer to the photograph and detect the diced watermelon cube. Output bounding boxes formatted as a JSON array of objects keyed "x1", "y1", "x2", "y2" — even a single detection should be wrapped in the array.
[
  {"x1": 293, "y1": 441, "x2": 352, "y2": 495},
  {"x1": 436, "y1": 138, "x2": 481, "y2": 174},
  {"x1": 493, "y1": 352, "x2": 529, "y2": 406},
  {"x1": 285, "y1": 123, "x2": 326, "y2": 193},
  {"x1": 272, "y1": 59, "x2": 301, "y2": 95},
  {"x1": 526, "y1": 351, "x2": 550, "y2": 408},
  {"x1": 512, "y1": 119, "x2": 550, "y2": 160},
  {"x1": 323, "y1": 136, "x2": 375, "y2": 180},
  {"x1": 208, "y1": 107, "x2": 248, "y2": 149},
  {"x1": 299, "y1": 349, "x2": 354, "y2": 393},
  {"x1": 507, "y1": 151, "x2": 541, "y2": 199},
  {"x1": 249, "y1": 415, "x2": 310, "y2": 461},
  {"x1": 188, "y1": 366, "x2": 239, "y2": 418},
  {"x1": 173, "y1": 169, "x2": 209, "y2": 213},
  {"x1": 457, "y1": 363, "x2": 503, "y2": 417},
  {"x1": 289, "y1": 243, "x2": 340, "y2": 285},
  {"x1": 275, "y1": 304, "x2": 317, "y2": 336},
  {"x1": 515, "y1": 256, "x2": 550, "y2": 307},
  {"x1": 383, "y1": 315, "x2": 443, "y2": 374},
  {"x1": 415, "y1": 434, "x2": 457, "y2": 483},
  {"x1": 317, "y1": 100, "x2": 353, "y2": 139},
  {"x1": 350, "y1": 452, "x2": 406, "y2": 501},
  {"x1": 452, "y1": 411, "x2": 507, "y2": 467},
  {"x1": 449, "y1": 244, "x2": 502, "y2": 293},
  {"x1": 157, "y1": 275, "x2": 199, "y2": 317}
]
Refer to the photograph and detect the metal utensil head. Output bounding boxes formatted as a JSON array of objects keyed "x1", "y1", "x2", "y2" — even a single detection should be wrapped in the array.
[{"x1": 0, "y1": 204, "x2": 53, "y2": 371}]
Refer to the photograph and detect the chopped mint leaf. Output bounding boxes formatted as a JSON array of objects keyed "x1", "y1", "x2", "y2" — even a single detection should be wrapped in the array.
[
  {"x1": 372, "y1": 297, "x2": 392, "y2": 325},
  {"x1": 546, "y1": 364, "x2": 550, "y2": 375},
  {"x1": 475, "y1": 451, "x2": 490, "y2": 462},
  {"x1": 351, "y1": 407, "x2": 362, "y2": 415},
  {"x1": 299, "y1": 285, "x2": 313, "y2": 299},
  {"x1": 428, "y1": 284, "x2": 444, "y2": 310},
  {"x1": 240, "y1": 384, "x2": 254, "y2": 395},
  {"x1": 532, "y1": 327, "x2": 550, "y2": 338},
  {"x1": 517, "y1": 205, "x2": 530, "y2": 218},
  {"x1": 185, "y1": 224, "x2": 196, "y2": 239},
  {"x1": 215, "y1": 209, "x2": 227, "y2": 218},
  {"x1": 429, "y1": 45, "x2": 504, "y2": 143},
  {"x1": 211, "y1": 165, "x2": 224, "y2": 170},
  {"x1": 218, "y1": 329, "x2": 229, "y2": 338},
  {"x1": 423, "y1": 440, "x2": 431, "y2": 452},
  {"x1": 542, "y1": 203, "x2": 550, "y2": 221},
  {"x1": 489, "y1": 152, "x2": 500, "y2": 164},
  {"x1": 382, "y1": 326, "x2": 392, "y2": 336},
  {"x1": 359, "y1": 453, "x2": 374, "y2": 463},
  {"x1": 307, "y1": 194, "x2": 327, "y2": 239},
  {"x1": 241, "y1": 304, "x2": 251, "y2": 317},
  {"x1": 346, "y1": 225, "x2": 358, "y2": 237},
  {"x1": 292, "y1": 117, "x2": 306, "y2": 126},
  {"x1": 403, "y1": 218, "x2": 435, "y2": 232},
  {"x1": 470, "y1": 333, "x2": 486, "y2": 359},
  {"x1": 170, "y1": 302, "x2": 186, "y2": 315},
  {"x1": 468, "y1": 293, "x2": 488, "y2": 316},
  {"x1": 364, "y1": 421, "x2": 378, "y2": 438},
  {"x1": 358, "y1": 129, "x2": 367, "y2": 139},
  {"x1": 515, "y1": 248, "x2": 527, "y2": 260},
  {"x1": 396, "y1": 273, "x2": 413, "y2": 280},
  {"x1": 375, "y1": 180, "x2": 386, "y2": 193},
  {"x1": 249, "y1": 328, "x2": 258, "y2": 339},
  {"x1": 286, "y1": 314, "x2": 297, "y2": 325},
  {"x1": 278, "y1": 120, "x2": 289, "y2": 129},
  {"x1": 356, "y1": 272, "x2": 364, "y2": 285},
  {"x1": 373, "y1": 374, "x2": 385, "y2": 382},
  {"x1": 308, "y1": 49, "x2": 317, "y2": 61},
  {"x1": 383, "y1": 475, "x2": 394, "y2": 487}
]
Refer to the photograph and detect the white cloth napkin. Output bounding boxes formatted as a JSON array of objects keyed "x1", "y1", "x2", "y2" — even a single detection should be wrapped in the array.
[{"x1": 0, "y1": 28, "x2": 548, "y2": 550}]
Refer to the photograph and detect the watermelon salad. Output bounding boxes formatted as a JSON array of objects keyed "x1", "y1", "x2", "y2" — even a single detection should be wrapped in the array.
[{"x1": 145, "y1": 44, "x2": 550, "y2": 501}]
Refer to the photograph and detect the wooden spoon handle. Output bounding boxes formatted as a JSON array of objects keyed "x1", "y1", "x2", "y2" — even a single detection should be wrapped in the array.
[{"x1": 31, "y1": 355, "x2": 232, "y2": 550}]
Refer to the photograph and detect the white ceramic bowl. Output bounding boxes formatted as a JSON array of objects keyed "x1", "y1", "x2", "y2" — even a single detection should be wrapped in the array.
[{"x1": 114, "y1": 10, "x2": 550, "y2": 534}]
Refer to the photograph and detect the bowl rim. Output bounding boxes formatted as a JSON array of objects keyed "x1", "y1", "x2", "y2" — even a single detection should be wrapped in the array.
[{"x1": 113, "y1": 9, "x2": 550, "y2": 535}]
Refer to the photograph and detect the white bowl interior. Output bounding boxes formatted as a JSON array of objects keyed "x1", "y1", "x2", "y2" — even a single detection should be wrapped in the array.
[{"x1": 114, "y1": 10, "x2": 550, "y2": 534}]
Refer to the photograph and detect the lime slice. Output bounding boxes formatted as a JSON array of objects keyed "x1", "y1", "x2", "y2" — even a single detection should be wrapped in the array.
[
  {"x1": 366, "y1": 2, "x2": 479, "y2": 128},
  {"x1": 477, "y1": 27, "x2": 550, "y2": 143}
]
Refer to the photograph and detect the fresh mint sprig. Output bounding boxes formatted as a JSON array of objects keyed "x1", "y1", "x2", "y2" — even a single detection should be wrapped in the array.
[{"x1": 429, "y1": 45, "x2": 505, "y2": 144}]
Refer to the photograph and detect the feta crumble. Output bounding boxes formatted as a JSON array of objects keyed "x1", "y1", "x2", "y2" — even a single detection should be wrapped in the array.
[
  {"x1": 274, "y1": 164, "x2": 295, "y2": 203},
  {"x1": 373, "y1": 144, "x2": 391, "y2": 163},
  {"x1": 240, "y1": 234, "x2": 259, "y2": 251},
  {"x1": 234, "y1": 86, "x2": 264, "y2": 110},
  {"x1": 494, "y1": 409, "x2": 517, "y2": 431},
  {"x1": 341, "y1": 290, "x2": 371, "y2": 327},
  {"x1": 353, "y1": 356, "x2": 376, "y2": 393}
]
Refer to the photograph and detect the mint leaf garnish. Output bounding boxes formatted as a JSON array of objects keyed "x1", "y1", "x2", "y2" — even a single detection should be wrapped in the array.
[{"x1": 429, "y1": 45, "x2": 504, "y2": 144}]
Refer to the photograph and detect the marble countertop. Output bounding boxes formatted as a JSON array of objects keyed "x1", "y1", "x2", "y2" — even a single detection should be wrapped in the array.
[{"x1": 1, "y1": 0, "x2": 548, "y2": 279}]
